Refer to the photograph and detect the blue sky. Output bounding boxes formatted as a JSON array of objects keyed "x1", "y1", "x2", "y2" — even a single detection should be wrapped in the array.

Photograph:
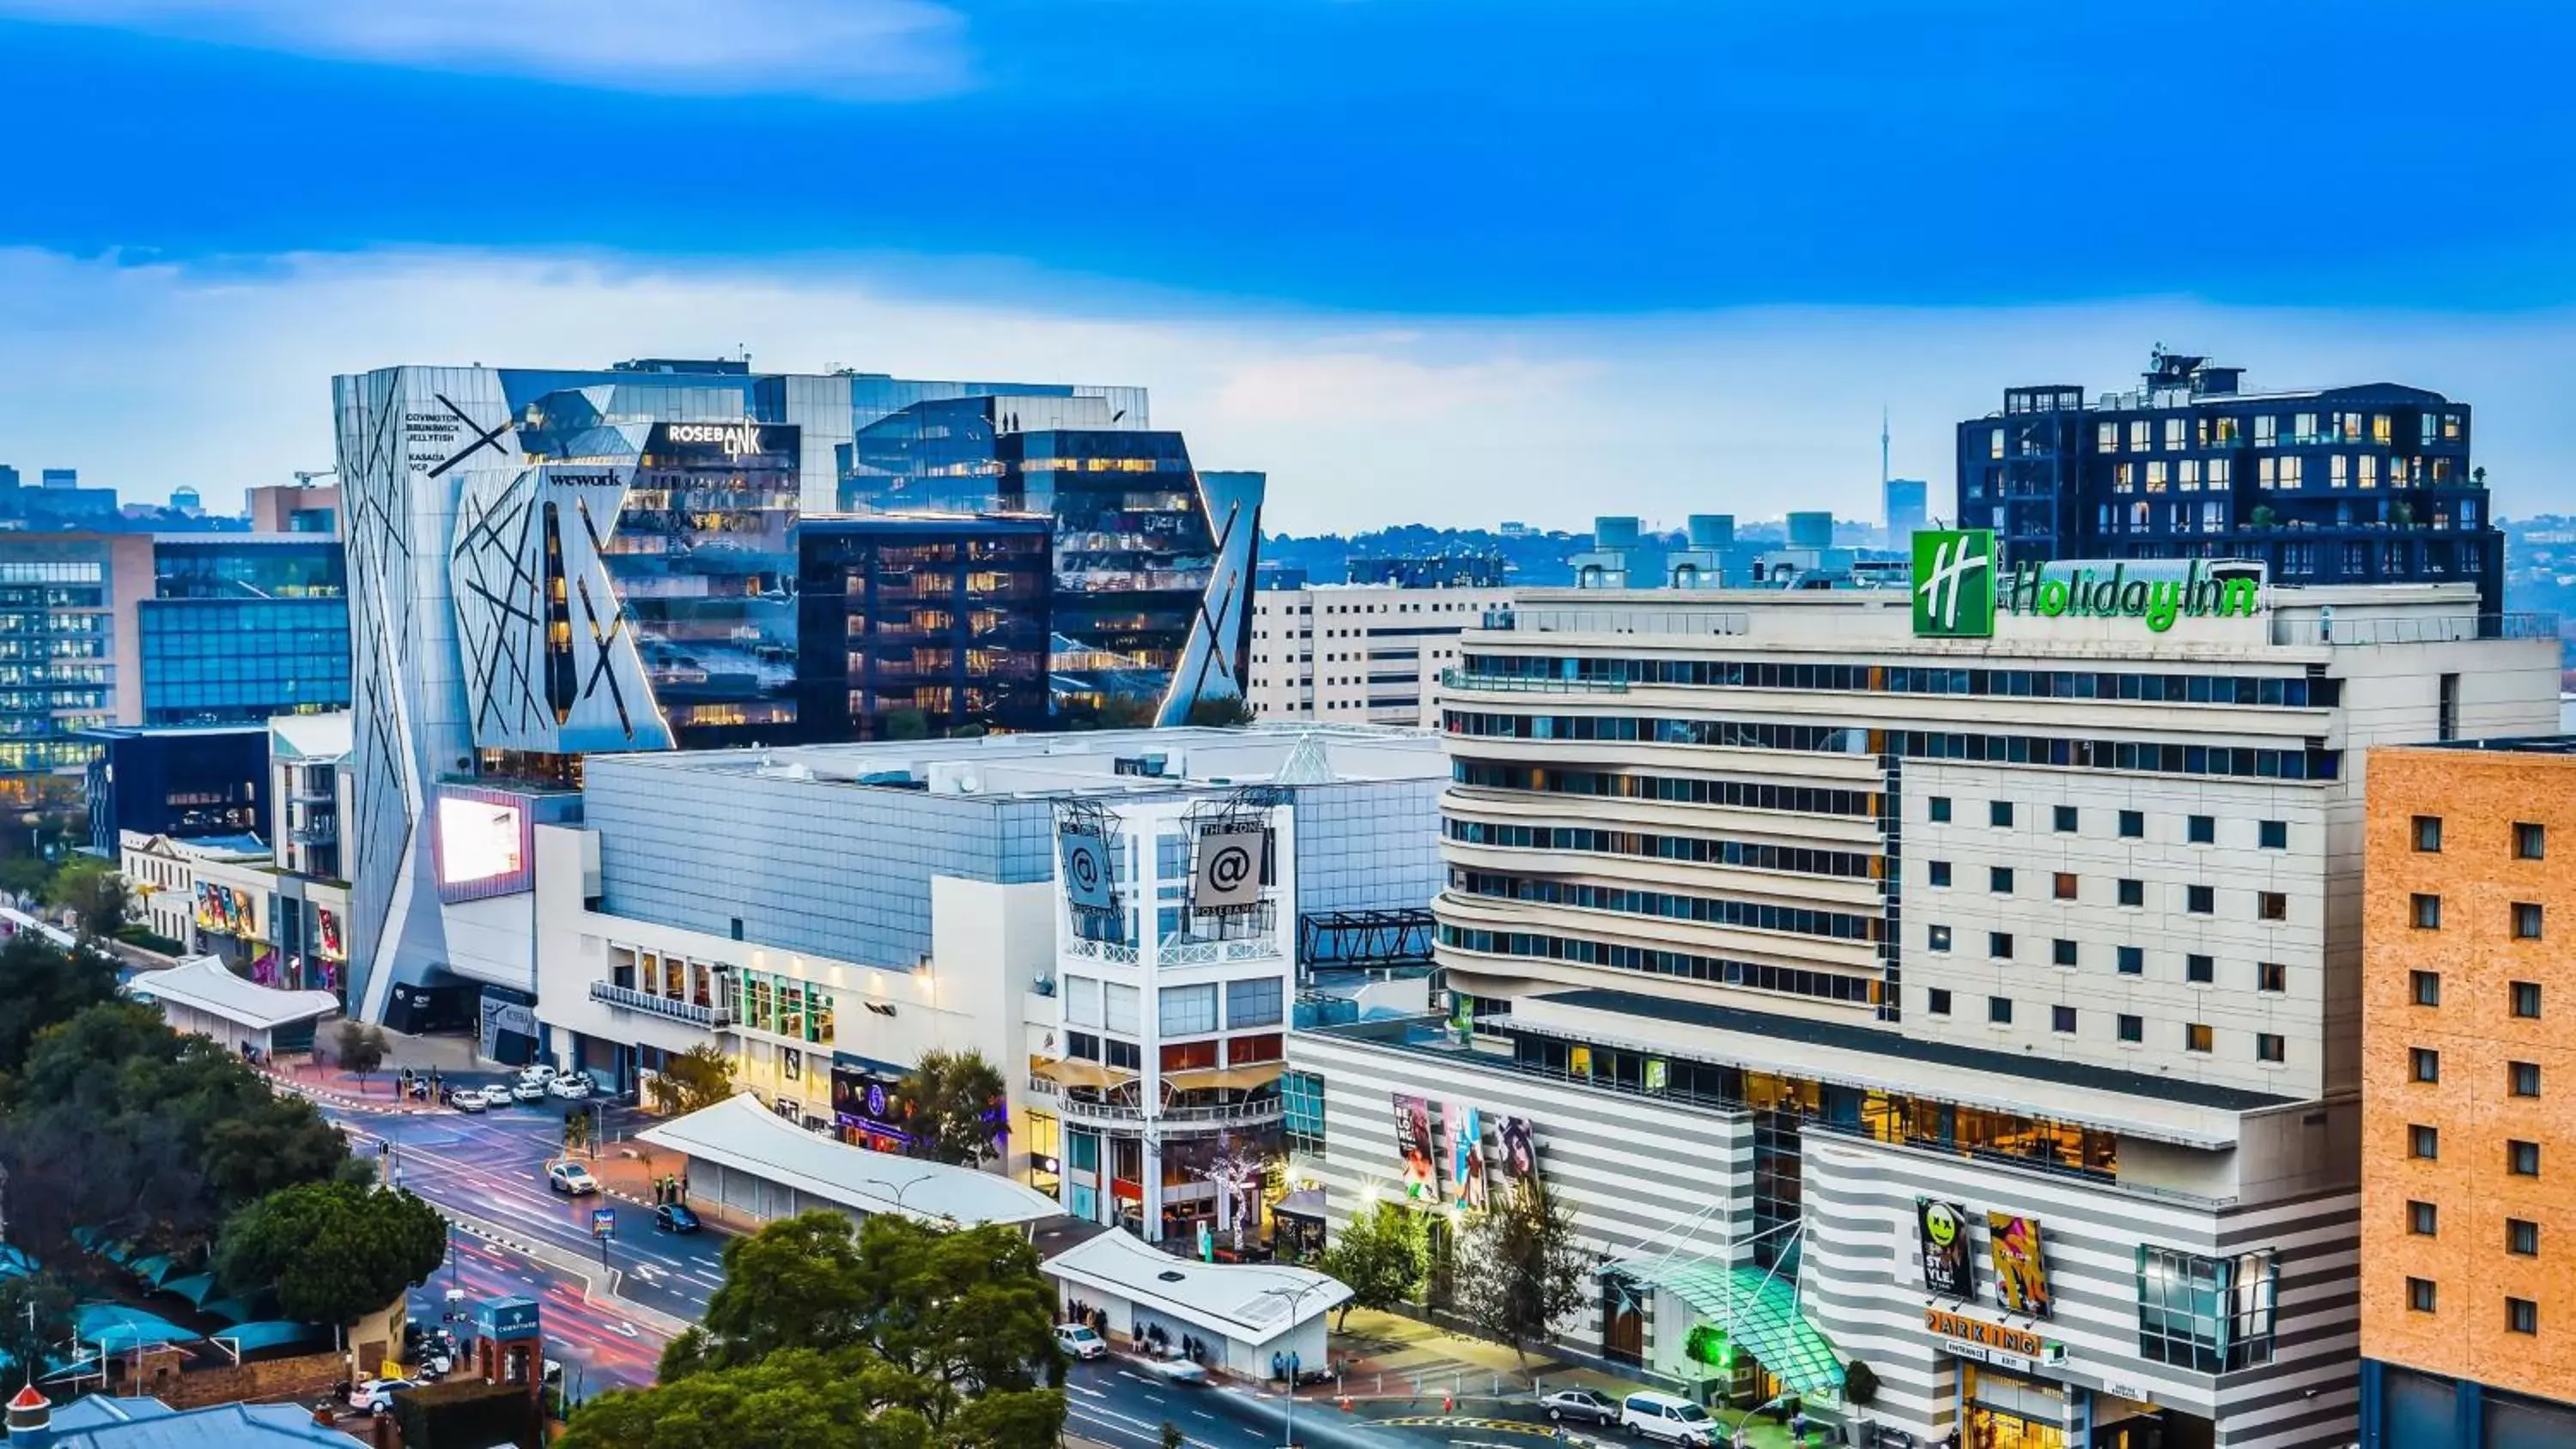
[{"x1": 2, "y1": 0, "x2": 2573, "y2": 528}]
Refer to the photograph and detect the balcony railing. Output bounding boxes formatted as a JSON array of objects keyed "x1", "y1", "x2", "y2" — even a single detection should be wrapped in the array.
[
  {"x1": 1439, "y1": 670, "x2": 1629, "y2": 695},
  {"x1": 290, "y1": 821, "x2": 337, "y2": 846},
  {"x1": 1049, "y1": 1094, "x2": 1284, "y2": 1128},
  {"x1": 589, "y1": 980, "x2": 734, "y2": 1029},
  {"x1": 2269, "y1": 612, "x2": 2556, "y2": 647}
]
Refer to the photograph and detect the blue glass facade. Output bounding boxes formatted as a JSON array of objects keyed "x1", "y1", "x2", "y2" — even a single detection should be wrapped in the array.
[{"x1": 139, "y1": 537, "x2": 349, "y2": 725}]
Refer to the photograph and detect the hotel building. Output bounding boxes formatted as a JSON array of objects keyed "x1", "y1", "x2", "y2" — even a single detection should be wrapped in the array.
[
  {"x1": 2357, "y1": 740, "x2": 2576, "y2": 1447},
  {"x1": 1286, "y1": 573, "x2": 2555, "y2": 1449}
]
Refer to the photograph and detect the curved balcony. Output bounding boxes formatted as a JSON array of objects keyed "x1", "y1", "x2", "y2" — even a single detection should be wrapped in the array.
[
  {"x1": 1048, "y1": 1094, "x2": 1285, "y2": 1131},
  {"x1": 589, "y1": 980, "x2": 734, "y2": 1030}
]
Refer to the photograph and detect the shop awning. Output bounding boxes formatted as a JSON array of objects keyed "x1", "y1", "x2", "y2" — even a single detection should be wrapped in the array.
[
  {"x1": 1162, "y1": 1063, "x2": 1284, "y2": 1092},
  {"x1": 1033, "y1": 1058, "x2": 1138, "y2": 1091},
  {"x1": 1607, "y1": 1257, "x2": 1844, "y2": 1400}
]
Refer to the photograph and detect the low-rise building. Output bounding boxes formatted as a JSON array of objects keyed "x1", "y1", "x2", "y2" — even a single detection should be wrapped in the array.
[{"x1": 1249, "y1": 582, "x2": 1514, "y2": 725}]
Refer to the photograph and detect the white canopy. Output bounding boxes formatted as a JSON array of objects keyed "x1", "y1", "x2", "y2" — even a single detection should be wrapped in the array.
[
  {"x1": 125, "y1": 956, "x2": 339, "y2": 1031},
  {"x1": 635, "y1": 1093, "x2": 1063, "y2": 1228},
  {"x1": 1043, "y1": 1227, "x2": 1349, "y2": 1346}
]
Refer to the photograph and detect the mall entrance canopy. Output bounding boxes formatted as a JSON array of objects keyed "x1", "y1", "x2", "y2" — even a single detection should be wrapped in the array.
[{"x1": 636, "y1": 1093, "x2": 1063, "y2": 1229}]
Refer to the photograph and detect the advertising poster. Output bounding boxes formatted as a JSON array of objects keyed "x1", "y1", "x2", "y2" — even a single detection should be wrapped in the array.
[
  {"x1": 316, "y1": 906, "x2": 345, "y2": 961},
  {"x1": 1058, "y1": 828, "x2": 1115, "y2": 912},
  {"x1": 1447, "y1": 1102, "x2": 1488, "y2": 1210},
  {"x1": 193, "y1": 882, "x2": 219, "y2": 931},
  {"x1": 1916, "y1": 1199, "x2": 1974, "y2": 1300},
  {"x1": 1498, "y1": 1117, "x2": 1537, "y2": 1189},
  {"x1": 1393, "y1": 1093, "x2": 1440, "y2": 1203},
  {"x1": 1987, "y1": 1212, "x2": 2055, "y2": 1319},
  {"x1": 1191, "y1": 824, "x2": 1268, "y2": 912}
]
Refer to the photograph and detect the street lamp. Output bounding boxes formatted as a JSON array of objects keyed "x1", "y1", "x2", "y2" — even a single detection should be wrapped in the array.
[
  {"x1": 1256, "y1": 1277, "x2": 1340, "y2": 1449},
  {"x1": 860, "y1": 1173, "x2": 943, "y2": 1222}
]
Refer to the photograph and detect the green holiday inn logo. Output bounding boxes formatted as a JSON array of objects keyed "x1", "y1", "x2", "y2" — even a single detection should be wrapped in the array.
[
  {"x1": 1913, "y1": 529, "x2": 1997, "y2": 638},
  {"x1": 1911, "y1": 530, "x2": 2262, "y2": 638}
]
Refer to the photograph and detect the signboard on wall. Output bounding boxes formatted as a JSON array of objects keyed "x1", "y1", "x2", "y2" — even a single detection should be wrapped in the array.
[
  {"x1": 1191, "y1": 824, "x2": 1267, "y2": 913},
  {"x1": 1058, "y1": 828, "x2": 1115, "y2": 912},
  {"x1": 1987, "y1": 1212, "x2": 2056, "y2": 1319},
  {"x1": 1497, "y1": 1117, "x2": 1537, "y2": 1190},
  {"x1": 1916, "y1": 1198, "x2": 1974, "y2": 1300},
  {"x1": 1448, "y1": 1102, "x2": 1488, "y2": 1210},
  {"x1": 1393, "y1": 1094, "x2": 1440, "y2": 1203}
]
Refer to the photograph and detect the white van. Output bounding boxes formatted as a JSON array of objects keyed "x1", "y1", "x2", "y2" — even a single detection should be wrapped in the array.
[{"x1": 1620, "y1": 1391, "x2": 1717, "y2": 1446}]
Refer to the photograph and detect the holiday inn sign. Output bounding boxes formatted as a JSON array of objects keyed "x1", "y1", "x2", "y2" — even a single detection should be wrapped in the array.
[{"x1": 1911, "y1": 530, "x2": 2263, "y2": 639}]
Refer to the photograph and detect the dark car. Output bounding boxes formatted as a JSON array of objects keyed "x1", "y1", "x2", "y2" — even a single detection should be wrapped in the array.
[
  {"x1": 653, "y1": 1203, "x2": 702, "y2": 1234},
  {"x1": 1540, "y1": 1388, "x2": 1620, "y2": 1425}
]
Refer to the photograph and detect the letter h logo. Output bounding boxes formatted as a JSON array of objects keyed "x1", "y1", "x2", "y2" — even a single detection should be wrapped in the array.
[{"x1": 1912, "y1": 529, "x2": 1996, "y2": 638}]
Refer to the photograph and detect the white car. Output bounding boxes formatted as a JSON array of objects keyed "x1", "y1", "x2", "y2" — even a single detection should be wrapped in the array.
[
  {"x1": 509, "y1": 1079, "x2": 548, "y2": 1104},
  {"x1": 1619, "y1": 1391, "x2": 1716, "y2": 1446},
  {"x1": 547, "y1": 1161, "x2": 600, "y2": 1196},
  {"x1": 1054, "y1": 1324, "x2": 1106, "y2": 1360},
  {"x1": 1145, "y1": 1356, "x2": 1206, "y2": 1385},
  {"x1": 546, "y1": 1074, "x2": 594, "y2": 1100},
  {"x1": 349, "y1": 1378, "x2": 418, "y2": 1415},
  {"x1": 518, "y1": 1064, "x2": 558, "y2": 1088}
]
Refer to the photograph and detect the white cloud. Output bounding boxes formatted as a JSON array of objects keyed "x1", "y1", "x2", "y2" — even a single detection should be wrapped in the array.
[
  {"x1": 0, "y1": 246, "x2": 2572, "y2": 535},
  {"x1": 0, "y1": 0, "x2": 969, "y2": 98}
]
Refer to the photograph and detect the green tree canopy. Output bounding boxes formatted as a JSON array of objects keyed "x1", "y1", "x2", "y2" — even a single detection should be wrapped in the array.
[
  {"x1": 1452, "y1": 1179, "x2": 1597, "y2": 1362},
  {"x1": 564, "y1": 1349, "x2": 941, "y2": 1449},
  {"x1": 646, "y1": 1043, "x2": 737, "y2": 1117},
  {"x1": 334, "y1": 1020, "x2": 387, "y2": 1085},
  {"x1": 0, "y1": 931, "x2": 118, "y2": 1076},
  {"x1": 216, "y1": 1179, "x2": 448, "y2": 1328},
  {"x1": 896, "y1": 1049, "x2": 1006, "y2": 1167},
  {"x1": 0, "y1": 1271, "x2": 75, "y2": 1378},
  {"x1": 46, "y1": 858, "x2": 129, "y2": 940},
  {"x1": 1316, "y1": 1199, "x2": 1426, "y2": 1329}
]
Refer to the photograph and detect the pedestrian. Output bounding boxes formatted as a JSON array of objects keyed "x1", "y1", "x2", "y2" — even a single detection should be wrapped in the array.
[{"x1": 1790, "y1": 1408, "x2": 1808, "y2": 1445}]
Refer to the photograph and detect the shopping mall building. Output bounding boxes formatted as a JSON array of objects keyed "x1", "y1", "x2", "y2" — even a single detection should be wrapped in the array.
[{"x1": 1285, "y1": 550, "x2": 2556, "y2": 1449}]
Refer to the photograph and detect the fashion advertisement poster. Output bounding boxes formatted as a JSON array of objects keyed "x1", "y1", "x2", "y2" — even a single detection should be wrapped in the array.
[
  {"x1": 1498, "y1": 1117, "x2": 1537, "y2": 1188},
  {"x1": 1447, "y1": 1101, "x2": 1488, "y2": 1210},
  {"x1": 1393, "y1": 1093, "x2": 1440, "y2": 1203},
  {"x1": 1987, "y1": 1211, "x2": 2055, "y2": 1319},
  {"x1": 1915, "y1": 1198, "x2": 1974, "y2": 1300}
]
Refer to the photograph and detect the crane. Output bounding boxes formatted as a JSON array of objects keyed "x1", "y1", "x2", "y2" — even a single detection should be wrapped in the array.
[{"x1": 292, "y1": 469, "x2": 335, "y2": 488}]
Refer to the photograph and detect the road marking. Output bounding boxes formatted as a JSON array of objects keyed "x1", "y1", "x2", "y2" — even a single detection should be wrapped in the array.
[
  {"x1": 1191, "y1": 1410, "x2": 1218, "y2": 1422},
  {"x1": 1069, "y1": 1384, "x2": 1109, "y2": 1400}
]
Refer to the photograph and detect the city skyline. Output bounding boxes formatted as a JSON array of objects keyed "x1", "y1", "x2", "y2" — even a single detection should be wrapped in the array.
[{"x1": 5, "y1": 2, "x2": 2576, "y2": 530}]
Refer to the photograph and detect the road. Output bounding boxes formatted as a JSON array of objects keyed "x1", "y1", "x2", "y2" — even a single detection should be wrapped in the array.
[{"x1": 410, "y1": 1228, "x2": 666, "y2": 1399}]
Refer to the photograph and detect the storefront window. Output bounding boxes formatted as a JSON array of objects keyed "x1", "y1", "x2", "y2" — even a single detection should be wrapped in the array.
[
  {"x1": 749, "y1": 975, "x2": 775, "y2": 1034},
  {"x1": 809, "y1": 990, "x2": 834, "y2": 1045},
  {"x1": 777, "y1": 981, "x2": 805, "y2": 1040}
]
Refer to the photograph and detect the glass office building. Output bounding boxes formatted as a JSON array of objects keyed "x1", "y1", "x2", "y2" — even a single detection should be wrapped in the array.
[
  {"x1": 138, "y1": 537, "x2": 349, "y2": 726},
  {"x1": 795, "y1": 514, "x2": 1053, "y2": 742}
]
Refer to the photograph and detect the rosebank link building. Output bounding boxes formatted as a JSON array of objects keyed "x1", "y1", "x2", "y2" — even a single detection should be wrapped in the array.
[{"x1": 331, "y1": 360, "x2": 1261, "y2": 1025}]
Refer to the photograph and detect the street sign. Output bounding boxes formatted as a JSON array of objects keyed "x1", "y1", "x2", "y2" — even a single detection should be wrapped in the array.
[{"x1": 591, "y1": 1208, "x2": 616, "y2": 1239}]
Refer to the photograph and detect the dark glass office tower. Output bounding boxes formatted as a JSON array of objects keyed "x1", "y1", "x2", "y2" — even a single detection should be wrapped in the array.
[
  {"x1": 796, "y1": 515, "x2": 1053, "y2": 741},
  {"x1": 1955, "y1": 349, "x2": 2501, "y2": 613}
]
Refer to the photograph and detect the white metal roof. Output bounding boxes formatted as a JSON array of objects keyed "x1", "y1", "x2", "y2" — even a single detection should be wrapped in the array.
[
  {"x1": 1042, "y1": 1226, "x2": 1349, "y2": 1346},
  {"x1": 635, "y1": 1094, "x2": 1064, "y2": 1228},
  {"x1": 125, "y1": 956, "x2": 340, "y2": 1032}
]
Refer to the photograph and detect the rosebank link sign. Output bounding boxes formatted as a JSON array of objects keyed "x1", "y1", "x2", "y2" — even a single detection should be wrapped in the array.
[{"x1": 1912, "y1": 530, "x2": 2262, "y2": 639}]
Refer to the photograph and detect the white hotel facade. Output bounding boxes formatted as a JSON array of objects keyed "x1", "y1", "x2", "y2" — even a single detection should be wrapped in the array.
[{"x1": 1285, "y1": 581, "x2": 2555, "y2": 1449}]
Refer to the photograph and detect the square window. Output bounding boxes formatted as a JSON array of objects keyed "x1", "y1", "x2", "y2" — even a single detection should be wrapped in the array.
[
  {"x1": 2117, "y1": 945, "x2": 2144, "y2": 975},
  {"x1": 2188, "y1": 814, "x2": 2215, "y2": 844},
  {"x1": 1990, "y1": 866, "x2": 2015, "y2": 894},
  {"x1": 2052, "y1": 938, "x2": 2078, "y2": 967},
  {"x1": 2259, "y1": 961, "x2": 2288, "y2": 993},
  {"x1": 2117, "y1": 1013, "x2": 2143, "y2": 1044},
  {"x1": 2508, "y1": 1218, "x2": 2540, "y2": 1256},
  {"x1": 2410, "y1": 1047, "x2": 2440, "y2": 1083},
  {"x1": 2117, "y1": 878, "x2": 2145, "y2": 907},
  {"x1": 1928, "y1": 925, "x2": 1952, "y2": 953},
  {"x1": 1929, "y1": 797, "x2": 1952, "y2": 823},
  {"x1": 2414, "y1": 815, "x2": 2443, "y2": 852},
  {"x1": 2410, "y1": 969, "x2": 2439, "y2": 1006},
  {"x1": 2258, "y1": 892, "x2": 2287, "y2": 922},
  {"x1": 2257, "y1": 1033, "x2": 2285, "y2": 1063},
  {"x1": 2410, "y1": 1124, "x2": 2440, "y2": 1160},
  {"x1": 2513, "y1": 902, "x2": 2544, "y2": 940},
  {"x1": 2053, "y1": 872, "x2": 2077, "y2": 900},
  {"x1": 2509, "y1": 1298, "x2": 2539, "y2": 1335},
  {"x1": 2511, "y1": 1061, "x2": 2541, "y2": 1098},
  {"x1": 2407, "y1": 1277, "x2": 2437, "y2": 1313},
  {"x1": 2512, "y1": 980, "x2": 2543, "y2": 1018},
  {"x1": 2187, "y1": 954, "x2": 2215, "y2": 984},
  {"x1": 2053, "y1": 804, "x2": 2078, "y2": 833},
  {"x1": 1928, "y1": 860, "x2": 1952, "y2": 888},
  {"x1": 2508, "y1": 1140, "x2": 2541, "y2": 1177},
  {"x1": 1990, "y1": 800, "x2": 2014, "y2": 828},
  {"x1": 2514, "y1": 822, "x2": 2546, "y2": 860},
  {"x1": 2409, "y1": 1200, "x2": 2439, "y2": 1235},
  {"x1": 2185, "y1": 1022, "x2": 2214, "y2": 1053},
  {"x1": 2119, "y1": 809, "x2": 2145, "y2": 839},
  {"x1": 2259, "y1": 820, "x2": 2288, "y2": 850},
  {"x1": 1988, "y1": 996, "x2": 2013, "y2": 1025},
  {"x1": 1989, "y1": 931, "x2": 2014, "y2": 960},
  {"x1": 1927, "y1": 988, "x2": 1953, "y2": 1016},
  {"x1": 2187, "y1": 885, "x2": 2215, "y2": 915},
  {"x1": 2051, "y1": 1004, "x2": 2077, "y2": 1034}
]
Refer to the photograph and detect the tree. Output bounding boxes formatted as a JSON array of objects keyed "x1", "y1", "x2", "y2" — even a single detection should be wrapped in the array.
[
  {"x1": 884, "y1": 707, "x2": 932, "y2": 742},
  {"x1": 896, "y1": 1049, "x2": 1006, "y2": 1167},
  {"x1": 564, "y1": 1108, "x2": 592, "y2": 1158},
  {"x1": 645, "y1": 1043, "x2": 737, "y2": 1116},
  {"x1": 1450, "y1": 1180, "x2": 1596, "y2": 1362},
  {"x1": 1315, "y1": 1200, "x2": 1425, "y2": 1329},
  {"x1": 565, "y1": 1349, "x2": 944, "y2": 1449},
  {"x1": 0, "y1": 931, "x2": 118, "y2": 1075},
  {"x1": 46, "y1": 858, "x2": 128, "y2": 939},
  {"x1": 0, "y1": 1271, "x2": 74, "y2": 1379},
  {"x1": 335, "y1": 1020, "x2": 386, "y2": 1090},
  {"x1": 216, "y1": 1179, "x2": 447, "y2": 1329},
  {"x1": 1183, "y1": 694, "x2": 1256, "y2": 728}
]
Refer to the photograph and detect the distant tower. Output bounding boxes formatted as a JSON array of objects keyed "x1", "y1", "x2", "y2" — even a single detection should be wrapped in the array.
[{"x1": 1880, "y1": 405, "x2": 1890, "y2": 491}]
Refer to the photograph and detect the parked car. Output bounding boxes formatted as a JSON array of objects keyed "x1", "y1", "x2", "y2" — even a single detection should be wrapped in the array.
[
  {"x1": 546, "y1": 1161, "x2": 600, "y2": 1196},
  {"x1": 517, "y1": 1064, "x2": 558, "y2": 1088},
  {"x1": 653, "y1": 1203, "x2": 701, "y2": 1234},
  {"x1": 547, "y1": 1073, "x2": 594, "y2": 1100},
  {"x1": 1620, "y1": 1392, "x2": 1716, "y2": 1446},
  {"x1": 349, "y1": 1378, "x2": 418, "y2": 1415},
  {"x1": 447, "y1": 1087, "x2": 486, "y2": 1114},
  {"x1": 1542, "y1": 1388, "x2": 1620, "y2": 1426},
  {"x1": 509, "y1": 1079, "x2": 548, "y2": 1104},
  {"x1": 1054, "y1": 1324, "x2": 1106, "y2": 1361}
]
